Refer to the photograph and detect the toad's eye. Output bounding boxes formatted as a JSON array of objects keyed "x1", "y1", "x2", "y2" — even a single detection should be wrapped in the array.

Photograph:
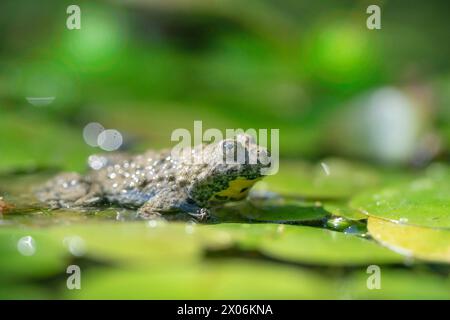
[{"x1": 240, "y1": 187, "x2": 249, "y2": 193}]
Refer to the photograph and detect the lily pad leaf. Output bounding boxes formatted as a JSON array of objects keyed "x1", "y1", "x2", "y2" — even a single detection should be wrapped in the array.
[
  {"x1": 64, "y1": 261, "x2": 338, "y2": 299},
  {"x1": 323, "y1": 201, "x2": 367, "y2": 221},
  {"x1": 204, "y1": 223, "x2": 405, "y2": 266},
  {"x1": 0, "y1": 112, "x2": 91, "y2": 172},
  {"x1": 350, "y1": 166, "x2": 450, "y2": 229},
  {"x1": 368, "y1": 217, "x2": 450, "y2": 263},
  {"x1": 213, "y1": 199, "x2": 328, "y2": 223},
  {"x1": 46, "y1": 222, "x2": 210, "y2": 267},
  {"x1": 343, "y1": 269, "x2": 450, "y2": 299},
  {"x1": 0, "y1": 228, "x2": 68, "y2": 282},
  {"x1": 254, "y1": 159, "x2": 380, "y2": 199}
]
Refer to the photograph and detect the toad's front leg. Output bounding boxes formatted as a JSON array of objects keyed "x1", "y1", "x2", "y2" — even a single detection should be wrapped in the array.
[
  {"x1": 137, "y1": 193, "x2": 210, "y2": 222},
  {"x1": 186, "y1": 207, "x2": 210, "y2": 222}
]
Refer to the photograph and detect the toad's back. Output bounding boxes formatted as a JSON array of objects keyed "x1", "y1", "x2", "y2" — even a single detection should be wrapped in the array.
[{"x1": 87, "y1": 149, "x2": 197, "y2": 206}]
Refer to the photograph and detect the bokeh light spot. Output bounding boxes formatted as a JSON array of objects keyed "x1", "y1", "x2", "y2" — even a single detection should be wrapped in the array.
[
  {"x1": 17, "y1": 236, "x2": 36, "y2": 256},
  {"x1": 83, "y1": 122, "x2": 105, "y2": 147},
  {"x1": 98, "y1": 129, "x2": 123, "y2": 151},
  {"x1": 63, "y1": 236, "x2": 86, "y2": 257}
]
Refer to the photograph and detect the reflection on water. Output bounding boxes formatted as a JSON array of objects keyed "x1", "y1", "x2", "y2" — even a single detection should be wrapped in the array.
[{"x1": 0, "y1": 172, "x2": 141, "y2": 227}]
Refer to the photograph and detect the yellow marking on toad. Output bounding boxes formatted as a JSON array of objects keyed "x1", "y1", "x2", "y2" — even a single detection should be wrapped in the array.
[{"x1": 210, "y1": 177, "x2": 261, "y2": 201}]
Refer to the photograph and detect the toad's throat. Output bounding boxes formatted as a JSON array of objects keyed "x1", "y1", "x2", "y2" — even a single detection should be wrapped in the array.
[{"x1": 209, "y1": 177, "x2": 261, "y2": 202}]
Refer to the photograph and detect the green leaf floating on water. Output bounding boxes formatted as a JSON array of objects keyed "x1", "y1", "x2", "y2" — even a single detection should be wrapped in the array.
[
  {"x1": 204, "y1": 223, "x2": 404, "y2": 266},
  {"x1": 1, "y1": 221, "x2": 448, "y2": 299},
  {"x1": 0, "y1": 222, "x2": 403, "y2": 280},
  {"x1": 64, "y1": 261, "x2": 450, "y2": 300},
  {"x1": 253, "y1": 158, "x2": 380, "y2": 199},
  {"x1": 341, "y1": 269, "x2": 450, "y2": 300},
  {"x1": 350, "y1": 165, "x2": 450, "y2": 229},
  {"x1": 65, "y1": 261, "x2": 338, "y2": 299},
  {"x1": 323, "y1": 201, "x2": 367, "y2": 221},
  {"x1": 213, "y1": 199, "x2": 329, "y2": 223},
  {"x1": 368, "y1": 217, "x2": 450, "y2": 263},
  {"x1": 46, "y1": 222, "x2": 221, "y2": 267},
  {"x1": 44, "y1": 222, "x2": 404, "y2": 267},
  {"x1": 0, "y1": 228, "x2": 68, "y2": 283}
]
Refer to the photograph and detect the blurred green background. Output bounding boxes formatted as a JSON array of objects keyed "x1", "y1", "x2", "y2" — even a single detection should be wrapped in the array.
[
  {"x1": 0, "y1": 0, "x2": 449, "y2": 171},
  {"x1": 0, "y1": 0, "x2": 450, "y2": 300}
]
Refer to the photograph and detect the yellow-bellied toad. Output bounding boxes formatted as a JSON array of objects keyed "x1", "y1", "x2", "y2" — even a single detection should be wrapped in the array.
[{"x1": 36, "y1": 134, "x2": 270, "y2": 221}]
